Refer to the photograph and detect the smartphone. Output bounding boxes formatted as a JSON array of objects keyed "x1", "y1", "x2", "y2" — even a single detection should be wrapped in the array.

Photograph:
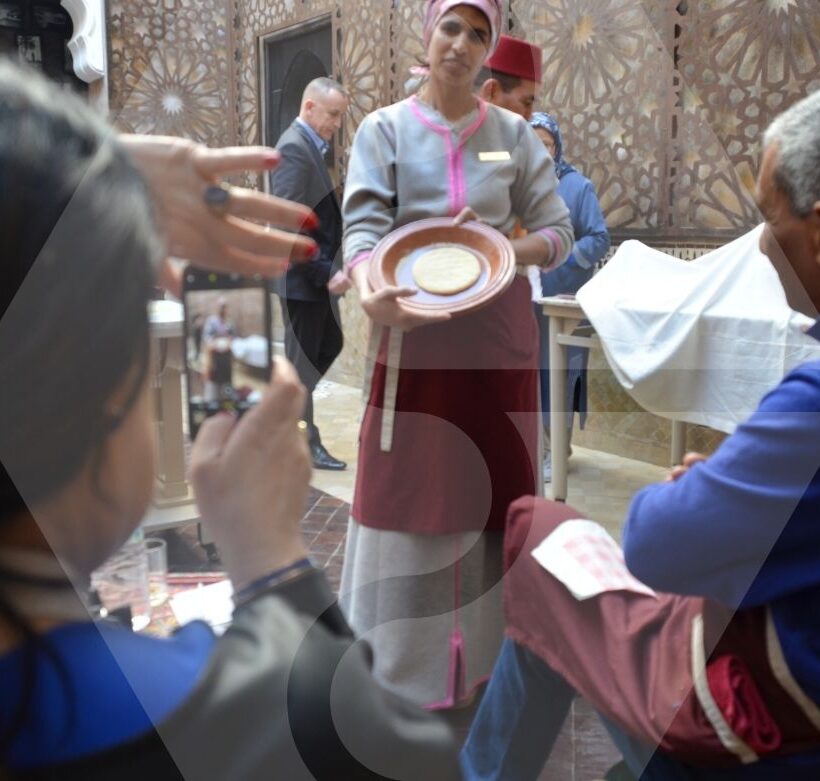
[{"x1": 183, "y1": 267, "x2": 272, "y2": 439}]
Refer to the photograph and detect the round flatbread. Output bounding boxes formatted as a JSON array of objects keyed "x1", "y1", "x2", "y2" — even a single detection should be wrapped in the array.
[{"x1": 412, "y1": 246, "x2": 481, "y2": 295}]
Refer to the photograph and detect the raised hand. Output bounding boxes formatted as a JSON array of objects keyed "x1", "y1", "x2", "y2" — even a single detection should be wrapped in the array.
[
  {"x1": 120, "y1": 135, "x2": 320, "y2": 295},
  {"x1": 666, "y1": 451, "x2": 708, "y2": 482},
  {"x1": 190, "y1": 357, "x2": 312, "y2": 590}
]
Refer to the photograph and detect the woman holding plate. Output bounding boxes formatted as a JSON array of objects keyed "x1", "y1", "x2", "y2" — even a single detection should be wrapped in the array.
[{"x1": 341, "y1": 0, "x2": 573, "y2": 710}]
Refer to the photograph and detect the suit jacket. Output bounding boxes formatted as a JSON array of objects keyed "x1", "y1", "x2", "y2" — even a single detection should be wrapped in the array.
[{"x1": 270, "y1": 120, "x2": 343, "y2": 303}]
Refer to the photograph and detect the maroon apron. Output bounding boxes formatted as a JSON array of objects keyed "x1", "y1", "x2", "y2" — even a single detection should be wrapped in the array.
[
  {"x1": 503, "y1": 496, "x2": 820, "y2": 768},
  {"x1": 352, "y1": 276, "x2": 539, "y2": 535}
]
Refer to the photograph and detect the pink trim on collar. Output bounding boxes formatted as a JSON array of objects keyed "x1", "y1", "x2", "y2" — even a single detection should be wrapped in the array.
[
  {"x1": 460, "y1": 98, "x2": 489, "y2": 142},
  {"x1": 408, "y1": 97, "x2": 458, "y2": 215},
  {"x1": 453, "y1": 99, "x2": 488, "y2": 214},
  {"x1": 407, "y1": 96, "x2": 490, "y2": 216}
]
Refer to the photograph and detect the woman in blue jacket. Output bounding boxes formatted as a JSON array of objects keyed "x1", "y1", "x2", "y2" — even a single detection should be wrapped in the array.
[{"x1": 531, "y1": 112, "x2": 610, "y2": 479}]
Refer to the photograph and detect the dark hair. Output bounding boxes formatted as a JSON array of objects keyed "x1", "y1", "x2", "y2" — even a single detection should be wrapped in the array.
[
  {"x1": 0, "y1": 60, "x2": 162, "y2": 522},
  {"x1": 474, "y1": 66, "x2": 522, "y2": 93},
  {"x1": 0, "y1": 61, "x2": 163, "y2": 768}
]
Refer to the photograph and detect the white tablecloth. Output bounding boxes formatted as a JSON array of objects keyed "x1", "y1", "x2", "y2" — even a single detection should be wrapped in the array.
[{"x1": 576, "y1": 225, "x2": 820, "y2": 433}]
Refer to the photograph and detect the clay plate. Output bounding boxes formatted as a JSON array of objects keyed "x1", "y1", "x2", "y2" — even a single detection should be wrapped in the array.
[{"x1": 368, "y1": 217, "x2": 516, "y2": 317}]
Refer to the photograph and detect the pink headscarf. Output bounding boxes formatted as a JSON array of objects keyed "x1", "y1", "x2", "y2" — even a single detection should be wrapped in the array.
[{"x1": 422, "y1": 0, "x2": 503, "y2": 56}]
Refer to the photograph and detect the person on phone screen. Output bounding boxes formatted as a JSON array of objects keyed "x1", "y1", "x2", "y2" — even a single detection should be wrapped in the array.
[{"x1": 202, "y1": 296, "x2": 236, "y2": 402}]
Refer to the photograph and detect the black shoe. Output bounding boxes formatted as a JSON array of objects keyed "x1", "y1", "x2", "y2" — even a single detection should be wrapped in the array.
[{"x1": 311, "y1": 442, "x2": 347, "y2": 471}]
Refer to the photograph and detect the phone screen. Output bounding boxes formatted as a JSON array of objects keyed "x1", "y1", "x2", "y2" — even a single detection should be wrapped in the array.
[{"x1": 183, "y1": 268, "x2": 272, "y2": 439}]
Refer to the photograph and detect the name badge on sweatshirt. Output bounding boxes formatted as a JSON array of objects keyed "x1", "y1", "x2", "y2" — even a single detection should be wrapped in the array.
[{"x1": 479, "y1": 151, "x2": 511, "y2": 162}]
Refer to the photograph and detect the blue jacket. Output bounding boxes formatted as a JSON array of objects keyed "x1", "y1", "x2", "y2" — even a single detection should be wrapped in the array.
[
  {"x1": 623, "y1": 322, "x2": 820, "y2": 706},
  {"x1": 541, "y1": 170, "x2": 610, "y2": 297}
]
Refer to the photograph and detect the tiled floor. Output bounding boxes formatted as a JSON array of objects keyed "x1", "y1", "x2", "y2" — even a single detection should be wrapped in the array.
[
  {"x1": 308, "y1": 379, "x2": 361, "y2": 505},
  {"x1": 298, "y1": 489, "x2": 347, "y2": 592},
  {"x1": 169, "y1": 378, "x2": 670, "y2": 781},
  {"x1": 167, "y1": 486, "x2": 348, "y2": 591}
]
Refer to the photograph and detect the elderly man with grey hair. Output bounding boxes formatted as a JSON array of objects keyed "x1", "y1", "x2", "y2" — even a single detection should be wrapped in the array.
[{"x1": 461, "y1": 90, "x2": 820, "y2": 781}]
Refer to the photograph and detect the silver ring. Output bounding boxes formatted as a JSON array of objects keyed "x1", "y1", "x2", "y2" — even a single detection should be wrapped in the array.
[{"x1": 203, "y1": 182, "x2": 231, "y2": 217}]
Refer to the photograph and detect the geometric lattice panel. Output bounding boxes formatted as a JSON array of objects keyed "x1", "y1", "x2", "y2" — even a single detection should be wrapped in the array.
[
  {"x1": 674, "y1": 0, "x2": 820, "y2": 234},
  {"x1": 509, "y1": 0, "x2": 674, "y2": 233},
  {"x1": 335, "y1": 0, "x2": 390, "y2": 175},
  {"x1": 112, "y1": 0, "x2": 820, "y2": 242},
  {"x1": 387, "y1": 0, "x2": 427, "y2": 102},
  {"x1": 235, "y1": 0, "x2": 335, "y2": 152},
  {"x1": 107, "y1": 0, "x2": 234, "y2": 147},
  {"x1": 235, "y1": 0, "x2": 388, "y2": 183}
]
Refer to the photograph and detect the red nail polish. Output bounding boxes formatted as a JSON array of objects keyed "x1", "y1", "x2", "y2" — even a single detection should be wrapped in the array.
[
  {"x1": 261, "y1": 151, "x2": 280, "y2": 169},
  {"x1": 294, "y1": 242, "x2": 318, "y2": 259},
  {"x1": 304, "y1": 212, "x2": 320, "y2": 231}
]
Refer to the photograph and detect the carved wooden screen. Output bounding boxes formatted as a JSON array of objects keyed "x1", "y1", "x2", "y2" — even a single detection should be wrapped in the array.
[
  {"x1": 673, "y1": 0, "x2": 820, "y2": 236},
  {"x1": 109, "y1": 0, "x2": 820, "y2": 240},
  {"x1": 107, "y1": 0, "x2": 236, "y2": 147},
  {"x1": 335, "y1": 0, "x2": 391, "y2": 174},
  {"x1": 235, "y1": 0, "x2": 390, "y2": 184},
  {"x1": 388, "y1": 0, "x2": 426, "y2": 100},
  {"x1": 508, "y1": 0, "x2": 820, "y2": 241},
  {"x1": 508, "y1": 0, "x2": 673, "y2": 236}
]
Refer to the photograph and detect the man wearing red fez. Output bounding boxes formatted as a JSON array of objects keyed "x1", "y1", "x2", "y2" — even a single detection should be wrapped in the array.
[{"x1": 475, "y1": 33, "x2": 542, "y2": 120}]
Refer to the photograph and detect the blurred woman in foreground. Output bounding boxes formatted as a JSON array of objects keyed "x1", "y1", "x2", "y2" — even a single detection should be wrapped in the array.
[{"x1": 0, "y1": 62, "x2": 458, "y2": 780}]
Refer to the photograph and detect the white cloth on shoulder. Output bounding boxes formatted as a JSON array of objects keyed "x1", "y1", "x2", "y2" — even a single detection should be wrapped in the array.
[{"x1": 576, "y1": 225, "x2": 820, "y2": 433}]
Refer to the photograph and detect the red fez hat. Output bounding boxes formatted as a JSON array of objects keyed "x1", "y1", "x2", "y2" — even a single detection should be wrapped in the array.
[{"x1": 485, "y1": 34, "x2": 542, "y2": 83}]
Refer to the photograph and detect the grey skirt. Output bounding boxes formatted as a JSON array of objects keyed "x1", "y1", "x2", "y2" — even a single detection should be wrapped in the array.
[{"x1": 339, "y1": 519, "x2": 505, "y2": 709}]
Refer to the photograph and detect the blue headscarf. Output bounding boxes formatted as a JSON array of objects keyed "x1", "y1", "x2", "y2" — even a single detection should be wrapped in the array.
[{"x1": 530, "y1": 112, "x2": 576, "y2": 180}]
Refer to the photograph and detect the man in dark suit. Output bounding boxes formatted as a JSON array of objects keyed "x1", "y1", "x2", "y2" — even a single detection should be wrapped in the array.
[{"x1": 271, "y1": 78, "x2": 350, "y2": 470}]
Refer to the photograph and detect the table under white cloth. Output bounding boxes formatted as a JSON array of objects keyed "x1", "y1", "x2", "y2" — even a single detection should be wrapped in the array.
[{"x1": 576, "y1": 225, "x2": 820, "y2": 434}]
